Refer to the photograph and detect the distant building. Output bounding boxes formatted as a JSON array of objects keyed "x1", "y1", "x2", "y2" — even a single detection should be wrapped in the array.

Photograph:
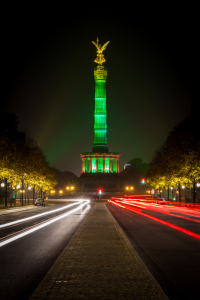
[{"x1": 124, "y1": 164, "x2": 131, "y2": 169}]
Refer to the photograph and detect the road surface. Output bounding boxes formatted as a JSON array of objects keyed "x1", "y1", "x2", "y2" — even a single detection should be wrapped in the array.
[
  {"x1": 0, "y1": 200, "x2": 91, "y2": 300},
  {"x1": 107, "y1": 201, "x2": 200, "y2": 300}
]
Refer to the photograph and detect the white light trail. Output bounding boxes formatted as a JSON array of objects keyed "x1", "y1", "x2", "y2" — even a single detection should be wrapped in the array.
[
  {"x1": 0, "y1": 199, "x2": 88, "y2": 229},
  {"x1": 0, "y1": 200, "x2": 90, "y2": 247}
]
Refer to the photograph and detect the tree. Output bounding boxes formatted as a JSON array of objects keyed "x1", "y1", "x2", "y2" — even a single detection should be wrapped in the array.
[
  {"x1": 0, "y1": 113, "x2": 57, "y2": 205},
  {"x1": 147, "y1": 113, "x2": 200, "y2": 190}
]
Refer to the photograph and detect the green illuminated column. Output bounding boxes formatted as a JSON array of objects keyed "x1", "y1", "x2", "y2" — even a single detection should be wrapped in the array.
[{"x1": 93, "y1": 66, "x2": 108, "y2": 153}]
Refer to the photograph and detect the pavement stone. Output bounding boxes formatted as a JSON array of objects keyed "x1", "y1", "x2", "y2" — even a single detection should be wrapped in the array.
[
  {"x1": 0, "y1": 205, "x2": 36, "y2": 215},
  {"x1": 30, "y1": 203, "x2": 168, "y2": 300}
]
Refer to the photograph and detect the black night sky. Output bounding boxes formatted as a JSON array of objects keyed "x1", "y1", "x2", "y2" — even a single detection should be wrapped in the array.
[{"x1": 2, "y1": 7, "x2": 198, "y2": 176}]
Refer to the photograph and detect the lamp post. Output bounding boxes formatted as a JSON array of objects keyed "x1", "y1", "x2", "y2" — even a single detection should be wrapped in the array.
[
  {"x1": 1, "y1": 180, "x2": 7, "y2": 208},
  {"x1": 193, "y1": 180, "x2": 196, "y2": 203},
  {"x1": 28, "y1": 185, "x2": 31, "y2": 205},
  {"x1": 21, "y1": 180, "x2": 24, "y2": 205},
  {"x1": 33, "y1": 185, "x2": 35, "y2": 204},
  {"x1": 170, "y1": 186, "x2": 173, "y2": 200},
  {"x1": 182, "y1": 184, "x2": 186, "y2": 202}
]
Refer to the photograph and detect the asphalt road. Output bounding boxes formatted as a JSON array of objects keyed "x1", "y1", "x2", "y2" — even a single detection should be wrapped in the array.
[
  {"x1": 107, "y1": 202, "x2": 200, "y2": 300},
  {"x1": 0, "y1": 201, "x2": 92, "y2": 300}
]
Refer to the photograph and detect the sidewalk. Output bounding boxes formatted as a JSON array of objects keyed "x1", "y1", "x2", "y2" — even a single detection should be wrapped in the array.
[
  {"x1": 0, "y1": 205, "x2": 36, "y2": 216},
  {"x1": 30, "y1": 203, "x2": 168, "y2": 299}
]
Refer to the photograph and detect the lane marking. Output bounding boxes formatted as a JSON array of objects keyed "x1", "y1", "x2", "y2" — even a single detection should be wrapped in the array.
[
  {"x1": 0, "y1": 200, "x2": 90, "y2": 247},
  {"x1": 0, "y1": 199, "x2": 84, "y2": 229}
]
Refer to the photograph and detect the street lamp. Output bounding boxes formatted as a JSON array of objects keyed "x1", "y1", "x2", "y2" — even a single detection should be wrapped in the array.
[{"x1": 1, "y1": 182, "x2": 5, "y2": 187}]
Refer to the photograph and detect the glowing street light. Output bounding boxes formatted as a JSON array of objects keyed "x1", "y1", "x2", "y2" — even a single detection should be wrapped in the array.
[{"x1": 1, "y1": 182, "x2": 5, "y2": 187}]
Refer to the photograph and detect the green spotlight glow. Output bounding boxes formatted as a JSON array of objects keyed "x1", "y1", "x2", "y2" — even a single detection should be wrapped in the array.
[
  {"x1": 93, "y1": 66, "x2": 108, "y2": 152},
  {"x1": 98, "y1": 158, "x2": 103, "y2": 173},
  {"x1": 105, "y1": 158, "x2": 110, "y2": 173},
  {"x1": 92, "y1": 158, "x2": 96, "y2": 173}
]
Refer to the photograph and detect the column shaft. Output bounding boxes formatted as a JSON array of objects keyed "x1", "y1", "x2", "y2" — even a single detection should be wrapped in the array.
[
  {"x1": 110, "y1": 158, "x2": 112, "y2": 173},
  {"x1": 84, "y1": 159, "x2": 86, "y2": 173},
  {"x1": 89, "y1": 158, "x2": 91, "y2": 173},
  {"x1": 103, "y1": 158, "x2": 105, "y2": 173},
  {"x1": 96, "y1": 158, "x2": 98, "y2": 173}
]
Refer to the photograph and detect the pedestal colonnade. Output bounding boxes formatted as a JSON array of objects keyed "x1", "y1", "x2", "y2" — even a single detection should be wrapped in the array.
[{"x1": 81, "y1": 152, "x2": 120, "y2": 174}]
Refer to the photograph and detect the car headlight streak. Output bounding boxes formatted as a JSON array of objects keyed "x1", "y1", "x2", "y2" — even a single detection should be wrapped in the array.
[
  {"x1": 0, "y1": 200, "x2": 90, "y2": 247},
  {"x1": 0, "y1": 199, "x2": 88, "y2": 229}
]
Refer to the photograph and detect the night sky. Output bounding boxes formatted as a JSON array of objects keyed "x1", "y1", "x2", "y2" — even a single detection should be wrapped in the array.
[{"x1": 2, "y1": 8, "x2": 197, "y2": 176}]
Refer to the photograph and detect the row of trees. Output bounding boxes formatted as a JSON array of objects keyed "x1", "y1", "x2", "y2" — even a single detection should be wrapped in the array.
[
  {"x1": 0, "y1": 113, "x2": 57, "y2": 194},
  {"x1": 147, "y1": 113, "x2": 200, "y2": 192}
]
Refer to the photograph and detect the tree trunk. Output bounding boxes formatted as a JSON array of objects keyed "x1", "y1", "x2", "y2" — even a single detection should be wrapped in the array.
[
  {"x1": 5, "y1": 178, "x2": 7, "y2": 208},
  {"x1": 193, "y1": 180, "x2": 196, "y2": 203},
  {"x1": 22, "y1": 180, "x2": 24, "y2": 205},
  {"x1": 168, "y1": 186, "x2": 169, "y2": 201}
]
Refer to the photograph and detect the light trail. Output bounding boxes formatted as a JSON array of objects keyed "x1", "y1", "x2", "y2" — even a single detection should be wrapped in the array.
[
  {"x1": 0, "y1": 200, "x2": 90, "y2": 248},
  {"x1": 0, "y1": 199, "x2": 85, "y2": 229},
  {"x1": 108, "y1": 199, "x2": 200, "y2": 240},
  {"x1": 121, "y1": 199, "x2": 200, "y2": 223}
]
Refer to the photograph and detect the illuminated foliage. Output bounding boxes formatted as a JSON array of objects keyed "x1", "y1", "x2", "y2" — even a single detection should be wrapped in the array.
[
  {"x1": 147, "y1": 115, "x2": 200, "y2": 188},
  {"x1": 0, "y1": 113, "x2": 57, "y2": 190}
]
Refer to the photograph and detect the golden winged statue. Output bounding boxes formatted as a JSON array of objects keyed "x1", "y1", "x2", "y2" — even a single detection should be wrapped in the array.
[{"x1": 92, "y1": 37, "x2": 110, "y2": 65}]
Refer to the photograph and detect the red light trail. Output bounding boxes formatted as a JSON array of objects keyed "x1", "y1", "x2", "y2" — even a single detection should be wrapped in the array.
[{"x1": 108, "y1": 198, "x2": 200, "y2": 240}]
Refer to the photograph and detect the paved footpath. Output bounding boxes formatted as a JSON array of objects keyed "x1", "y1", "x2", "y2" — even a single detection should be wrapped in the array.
[
  {"x1": 0, "y1": 205, "x2": 36, "y2": 216},
  {"x1": 30, "y1": 203, "x2": 168, "y2": 299}
]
